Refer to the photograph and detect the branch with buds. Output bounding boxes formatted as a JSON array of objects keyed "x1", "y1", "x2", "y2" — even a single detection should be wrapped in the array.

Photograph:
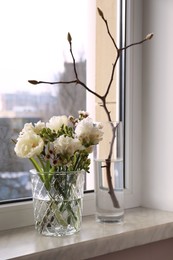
[{"x1": 28, "y1": 7, "x2": 153, "y2": 208}]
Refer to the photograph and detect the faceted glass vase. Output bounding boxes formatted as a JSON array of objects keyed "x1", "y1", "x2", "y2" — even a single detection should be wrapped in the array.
[
  {"x1": 94, "y1": 121, "x2": 124, "y2": 223},
  {"x1": 30, "y1": 170, "x2": 84, "y2": 236}
]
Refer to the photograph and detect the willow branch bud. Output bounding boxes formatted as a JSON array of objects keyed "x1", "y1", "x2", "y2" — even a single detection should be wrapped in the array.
[
  {"x1": 28, "y1": 80, "x2": 39, "y2": 85},
  {"x1": 97, "y1": 7, "x2": 104, "y2": 19},
  {"x1": 145, "y1": 33, "x2": 154, "y2": 40},
  {"x1": 67, "y1": 32, "x2": 72, "y2": 43}
]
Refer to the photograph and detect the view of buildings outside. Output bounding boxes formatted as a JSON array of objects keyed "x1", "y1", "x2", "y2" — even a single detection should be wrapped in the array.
[{"x1": 0, "y1": 0, "x2": 88, "y2": 202}]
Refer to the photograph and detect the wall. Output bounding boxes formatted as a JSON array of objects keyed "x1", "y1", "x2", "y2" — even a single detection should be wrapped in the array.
[
  {"x1": 89, "y1": 238, "x2": 173, "y2": 260},
  {"x1": 142, "y1": 0, "x2": 173, "y2": 210}
]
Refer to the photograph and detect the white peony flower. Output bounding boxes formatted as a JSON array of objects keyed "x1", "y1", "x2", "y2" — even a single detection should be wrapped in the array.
[
  {"x1": 34, "y1": 121, "x2": 46, "y2": 134},
  {"x1": 75, "y1": 117, "x2": 103, "y2": 146},
  {"x1": 53, "y1": 135, "x2": 83, "y2": 156},
  {"x1": 14, "y1": 132, "x2": 44, "y2": 158},
  {"x1": 46, "y1": 115, "x2": 68, "y2": 132}
]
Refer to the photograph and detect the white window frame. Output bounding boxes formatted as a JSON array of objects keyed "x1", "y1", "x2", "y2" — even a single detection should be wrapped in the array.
[
  {"x1": 0, "y1": 193, "x2": 96, "y2": 231},
  {"x1": 123, "y1": 0, "x2": 143, "y2": 208},
  {"x1": 0, "y1": 0, "x2": 143, "y2": 231}
]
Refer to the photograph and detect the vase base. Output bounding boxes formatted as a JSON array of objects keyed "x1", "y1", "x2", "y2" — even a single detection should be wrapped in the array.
[
  {"x1": 36, "y1": 225, "x2": 80, "y2": 237},
  {"x1": 96, "y1": 213, "x2": 124, "y2": 223}
]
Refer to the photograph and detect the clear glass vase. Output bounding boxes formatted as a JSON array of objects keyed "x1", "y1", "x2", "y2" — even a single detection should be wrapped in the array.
[
  {"x1": 30, "y1": 170, "x2": 84, "y2": 236},
  {"x1": 94, "y1": 121, "x2": 124, "y2": 223}
]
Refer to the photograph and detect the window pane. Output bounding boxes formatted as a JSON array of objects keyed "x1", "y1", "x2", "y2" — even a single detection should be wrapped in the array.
[{"x1": 0, "y1": 0, "x2": 88, "y2": 203}]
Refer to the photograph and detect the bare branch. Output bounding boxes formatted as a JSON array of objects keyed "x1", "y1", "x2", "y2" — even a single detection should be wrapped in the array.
[
  {"x1": 103, "y1": 53, "x2": 120, "y2": 99},
  {"x1": 120, "y1": 33, "x2": 154, "y2": 51},
  {"x1": 97, "y1": 7, "x2": 119, "y2": 52},
  {"x1": 28, "y1": 80, "x2": 77, "y2": 85}
]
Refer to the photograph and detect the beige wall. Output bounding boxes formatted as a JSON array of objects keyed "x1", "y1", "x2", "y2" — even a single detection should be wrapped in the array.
[{"x1": 95, "y1": 0, "x2": 117, "y2": 122}]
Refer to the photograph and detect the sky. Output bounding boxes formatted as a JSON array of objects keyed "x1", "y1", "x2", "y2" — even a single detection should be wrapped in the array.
[{"x1": 0, "y1": 0, "x2": 87, "y2": 94}]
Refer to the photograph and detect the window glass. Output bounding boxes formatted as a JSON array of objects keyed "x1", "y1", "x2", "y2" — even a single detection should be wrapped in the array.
[{"x1": 0, "y1": 0, "x2": 88, "y2": 203}]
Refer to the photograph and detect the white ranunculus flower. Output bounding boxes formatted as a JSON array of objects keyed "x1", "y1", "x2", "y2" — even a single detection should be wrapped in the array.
[
  {"x1": 46, "y1": 115, "x2": 68, "y2": 132},
  {"x1": 19, "y1": 123, "x2": 34, "y2": 137},
  {"x1": 14, "y1": 132, "x2": 44, "y2": 158},
  {"x1": 53, "y1": 135, "x2": 83, "y2": 156},
  {"x1": 75, "y1": 117, "x2": 103, "y2": 146},
  {"x1": 34, "y1": 121, "x2": 46, "y2": 134}
]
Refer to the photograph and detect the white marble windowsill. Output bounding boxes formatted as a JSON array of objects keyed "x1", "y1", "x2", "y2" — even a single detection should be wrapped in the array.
[{"x1": 1, "y1": 207, "x2": 173, "y2": 260}]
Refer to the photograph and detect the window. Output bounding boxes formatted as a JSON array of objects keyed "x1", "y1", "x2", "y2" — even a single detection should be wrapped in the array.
[
  {"x1": 0, "y1": 0, "x2": 140, "y2": 231},
  {"x1": 0, "y1": 0, "x2": 88, "y2": 203}
]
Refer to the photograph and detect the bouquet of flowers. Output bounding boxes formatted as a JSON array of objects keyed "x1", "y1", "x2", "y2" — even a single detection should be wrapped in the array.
[
  {"x1": 14, "y1": 111, "x2": 103, "y2": 174},
  {"x1": 14, "y1": 111, "x2": 103, "y2": 236}
]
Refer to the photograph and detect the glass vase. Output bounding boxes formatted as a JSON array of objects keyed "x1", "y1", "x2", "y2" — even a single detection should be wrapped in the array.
[
  {"x1": 30, "y1": 170, "x2": 84, "y2": 236},
  {"x1": 94, "y1": 121, "x2": 124, "y2": 223}
]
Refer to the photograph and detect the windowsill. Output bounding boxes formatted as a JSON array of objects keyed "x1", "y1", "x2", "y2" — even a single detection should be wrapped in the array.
[{"x1": 1, "y1": 207, "x2": 173, "y2": 260}]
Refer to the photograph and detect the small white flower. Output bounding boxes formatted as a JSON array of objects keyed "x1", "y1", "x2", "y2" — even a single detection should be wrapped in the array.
[
  {"x1": 14, "y1": 132, "x2": 44, "y2": 158},
  {"x1": 78, "y1": 110, "x2": 89, "y2": 117},
  {"x1": 75, "y1": 117, "x2": 103, "y2": 146},
  {"x1": 53, "y1": 135, "x2": 83, "y2": 156},
  {"x1": 34, "y1": 121, "x2": 46, "y2": 134},
  {"x1": 46, "y1": 115, "x2": 68, "y2": 132}
]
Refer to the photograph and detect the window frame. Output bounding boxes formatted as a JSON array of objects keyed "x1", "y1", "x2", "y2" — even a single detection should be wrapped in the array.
[
  {"x1": 0, "y1": 192, "x2": 96, "y2": 231},
  {"x1": 124, "y1": 0, "x2": 143, "y2": 208},
  {"x1": 0, "y1": 0, "x2": 143, "y2": 231}
]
